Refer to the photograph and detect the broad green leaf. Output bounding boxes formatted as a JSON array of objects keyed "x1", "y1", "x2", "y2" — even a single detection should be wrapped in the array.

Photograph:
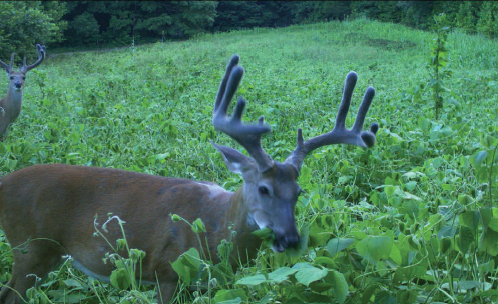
[
  {"x1": 362, "y1": 283, "x2": 380, "y2": 304},
  {"x1": 397, "y1": 290, "x2": 417, "y2": 304},
  {"x1": 314, "y1": 256, "x2": 335, "y2": 267},
  {"x1": 356, "y1": 236, "x2": 393, "y2": 262},
  {"x1": 325, "y1": 270, "x2": 348, "y2": 304},
  {"x1": 252, "y1": 227, "x2": 274, "y2": 239},
  {"x1": 393, "y1": 265, "x2": 426, "y2": 283},
  {"x1": 442, "y1": 280, "x2": 492, "y2": 292},
  {"x1": 489, "y1": 218, "x2": 498, "y2": 232},
  {"x1": 384, "y1": 185, "x2": 397, "y2": 197},
  {"x1": 457, "y1": 226, "x2": 474, "y2": 254},
  {"x1": 389, "y1": 244, "x2": 402, "y2": 265},
  {"x1": 171, "y1": 248, "x2": 200, "y2": 285},
  {"x1": 308, "y1": 224, "x2": 332, "y2": 247},
  {"x1": 458, "y1": 194, "x2": 473, "y2": 205},
  {"x1": 215, "y1": 300, "x2": 242, "y2": 304},
  {"x1": 480, "y1": 208, "x2": 493, "y2": 228},
  {"x1": 235, "y1": 274, "x2": 267, "y2": 286},
  {"x1": 479, "y1": 227, "x2": 498, "y2": 256},
  {"x1": 63, "y1": 279, "x2": 82, "y2": 288},
  {"x1": 294, "y1": 265, "x2": 328, "y2": 287},
  {"x1": 110, "y1": 268, "x2": 132, "y2": 290},
  {"x1": 214, "y1": 289, "x2": 247, "y2": 303},
  {"x1": 404, "y1": 181, "x2": 417, "y2": 191},
  {"x1": 459, "y1": 211, "x2": 479, "y2": 234},
  {"x1": 374, "y1": 290, "x2": 397, "y2": 304},
  {"x1": 326, "y1": 238, "x2": 355, "y2": 257},
  {"x1": 268, "y1": 267, "x2": 298, "y2": 283},
  {"x1": 475, "y1": 151, "x2": 487, "y2": 166},
  {"x1": 481, "y1": 136, "x2": 498, "y2": 148},
  {"x1": 192, "y1": 218, "x2": 206, "y2": 233},
  {"x1": 292, "y1": 262, "x2": 314, "y2": 270}
]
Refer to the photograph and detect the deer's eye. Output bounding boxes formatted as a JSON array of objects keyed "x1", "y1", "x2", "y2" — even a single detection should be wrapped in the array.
[
  {"x1": 258, "y1": 186, "x2": 269, "y2": 195},
  {"x1": 10, "y1": 76, "x2": 14, "y2": 80},
  {"x1": 22, "y1": 77, "x2": 25, "y2": 80}
]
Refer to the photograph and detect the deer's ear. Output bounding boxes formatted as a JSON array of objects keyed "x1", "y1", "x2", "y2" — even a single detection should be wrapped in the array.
[{"x1": 211, "y1": 142, "x2": 256, "y2": 175}]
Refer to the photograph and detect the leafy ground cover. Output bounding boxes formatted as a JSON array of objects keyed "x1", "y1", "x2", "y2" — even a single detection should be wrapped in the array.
[{"x1": 0, "y1": 18, "x2": 497, "y2": 304}]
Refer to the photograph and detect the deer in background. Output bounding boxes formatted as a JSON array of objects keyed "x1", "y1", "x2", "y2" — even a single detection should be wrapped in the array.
[
  {"x1": 0, "y1": 44, "x2": 46, "y2": 140},
  {"x1": 0, "y1": 54, "x2": 378, "y2": 304}
]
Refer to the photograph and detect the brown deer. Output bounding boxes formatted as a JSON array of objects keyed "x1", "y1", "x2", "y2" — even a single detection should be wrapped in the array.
[
  {"x1": 0, "y1": 44, "x2": 46, "y2": 140},
  {"x1": 0, "y1": 54, "x2": 378, "y2": 303}
]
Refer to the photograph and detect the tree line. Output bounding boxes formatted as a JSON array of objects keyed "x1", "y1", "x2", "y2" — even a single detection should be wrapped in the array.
[{"x1": 1, "y1": 1, "x2": 497, "y2": 61}]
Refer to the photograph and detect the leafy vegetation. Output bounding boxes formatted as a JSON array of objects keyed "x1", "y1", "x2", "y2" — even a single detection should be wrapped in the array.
[
  {"x1": 427, "y1": 13, "x2": 452, "y2": 120},
  {"x1": 1, "y1": 18, "x2": 498, "y2": 303},
  {"x1": 0, "y1": 1, "x2": 67, "y2": 60},
  {"x1": 3, "y1": 1, "x2": 498, "y2": 58}
]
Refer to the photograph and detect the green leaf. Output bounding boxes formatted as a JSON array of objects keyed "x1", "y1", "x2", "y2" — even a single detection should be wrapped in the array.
[
  {"x1": 384, "y1": 185, "x2": 397, "y2": 197},
  {"x1": 459, "y1": 211, "x2": 480, "y2": 234},
  {"x1": 171, "y1": 248, "x2": 201, "y2": 285},
  {"x1": 374, "y1": 290, "x2": 397, "y2": 304},
  {"x1": 300, "y1": 165, "x2": 312, "y2": 183},
  {"x1": 480, "y1": 226, "x2": 498, "y2": 256},
  {"x1": 216, "y1": 299, "x2": 242, "y2": 304},
  {"x1": 192, "y1": 218, "x2": 206, "y2": 233},
  {"x1": 110, "y1": 268, "x2": 132, "y2": 290},
  {"x1": 214, "y1": 289, "x2": 247, "y2": 303},
  {"x1": 389, "y1": 244, "x2": 402, "y2": 265},
  {"x1": 252, "y1": 227, "x2": 274, "y2": 239},
  {"x1": 235, "y1": 274, "x2": 267, "y2": 286},
  {"x1": 362, "y1": 283, "x2": 381, "y2": 304},
  {"x1": 326, "y1": 238, "x2": 355, "y2": 257},
  {"x1": 268, "y1": 267, "x2": 298, "y2": 283},
  {"x1": 325, "y1": 270, "x2": 348, "y2": 304},
  {"x1": 442, "y1": 280, "x2": 492, "y2": 292},
  {"x1": 475, "y1": 151, "x2": 488, "y2": 166},
  {"x1": 457, "y1": 226, "x2": 474, "y2": 254},
  {"x1": 393, "y1": 266, "x2": 426, "y2": 283},
  {"x1": 356, "y1": 236, "x2": 393, "y2": 262},
  {"x1": 63, "y1": 279, "x2": 82, "y2": 288},
  {"x1": 397, "y1": 290, "x2": 417, "y2": 304},
  {"x1": 481, "y1": 136, "x2": 498, "y2": 148},
  {"x1": 488, "y1": 218, "x2": 498, "y2": 232},
  {"x1": 294, "y1": 265, "x2": 328, "y2": 287},
  {"x1": 404, "y1": 181, "x2": 417, "y2": 191}
]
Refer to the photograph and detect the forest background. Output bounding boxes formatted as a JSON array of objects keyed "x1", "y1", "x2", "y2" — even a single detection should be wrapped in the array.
[{"x1": 1, "y1": 1, "x2": 498, "y2": 60}]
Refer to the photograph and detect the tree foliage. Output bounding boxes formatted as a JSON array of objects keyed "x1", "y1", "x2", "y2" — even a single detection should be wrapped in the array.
[
  {"x1": 61, "y1": 1, "x2": 217, "y2": 47},
  {"x1": 1, "y1": 1, "x2": 498, "y2": 52},
  {"x1": 0, "y1": 1, "x2": 66, "y2": 62}
]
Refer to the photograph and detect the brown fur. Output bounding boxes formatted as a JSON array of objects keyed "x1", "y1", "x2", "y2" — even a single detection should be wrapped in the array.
[{"x1": 0, "y1": 164, "x2": 262, "y2": 303}]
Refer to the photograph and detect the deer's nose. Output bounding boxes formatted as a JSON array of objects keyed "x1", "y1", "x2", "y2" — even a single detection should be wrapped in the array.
[
  {"x1": 14, "y1": 82, "x2": 22, "y2": 89},
  {"x1": 285, "y1": 233, "x2": 300, "y2": 248}
]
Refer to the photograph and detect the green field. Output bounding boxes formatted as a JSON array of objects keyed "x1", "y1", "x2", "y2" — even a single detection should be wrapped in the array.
[{"x1": 1, "y1": 18, "x2": 498, "y2": 303}]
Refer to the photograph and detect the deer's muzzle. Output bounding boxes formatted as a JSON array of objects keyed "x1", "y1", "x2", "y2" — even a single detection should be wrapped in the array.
[{"x1": 272, "y1": 226, "x2": 300, "y2": 253}]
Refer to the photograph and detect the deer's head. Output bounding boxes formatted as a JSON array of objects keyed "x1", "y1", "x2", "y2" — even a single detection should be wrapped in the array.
[
  {"x1": 212, "y1": 55, "x2": 379, "y2": 252},
  {"x1": 0, "y1": 44, "x2": 46, "y2": 93}
]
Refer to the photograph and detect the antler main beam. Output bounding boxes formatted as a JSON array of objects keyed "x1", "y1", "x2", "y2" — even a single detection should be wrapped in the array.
[
  {"x1": 0, "y1": 44, "x2": 46, "y2": 75},
  {"x1": 213, "y1": 54, "x2": 273, "y2": 171},
  {"x1": 21, "y1": 44, "x2": 46, "y2": 74},
  {"x1": 286, "y1": 71, "x2": 379, "y2": 172}
]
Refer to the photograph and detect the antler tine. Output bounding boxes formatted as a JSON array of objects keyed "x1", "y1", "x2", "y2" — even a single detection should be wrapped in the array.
[
  {"x1": 0, "y1": 53, "x2": 15, "y2": 73},
  {"x1": 21, "y1": 44, "x2": 46, "y2": 74},
  {"x1": 213, "y1": 55, "x2": 273, "y2": 172},
  {"x1": 214, "y1": 54, "x2": 239, "y2": 113},
  {"x1": 285, "y1": 71, "x2": 379, "y2": 172},
  {"x1": 335, "y1": 71, "x2": 358, "y2": 130}
]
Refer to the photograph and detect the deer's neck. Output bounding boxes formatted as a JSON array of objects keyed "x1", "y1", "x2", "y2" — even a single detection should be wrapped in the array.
[
  {"x1": 224, "y1": 187, "x2": 263, "y2": 263},
  {"x1": 2, "y1": 88, "x2": 23, "y2": 118}
]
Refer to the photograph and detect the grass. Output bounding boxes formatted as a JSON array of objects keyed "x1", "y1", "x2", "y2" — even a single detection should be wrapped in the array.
[{"x1": 1, "y1": 17, "x2": 498, "y2": 303}]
